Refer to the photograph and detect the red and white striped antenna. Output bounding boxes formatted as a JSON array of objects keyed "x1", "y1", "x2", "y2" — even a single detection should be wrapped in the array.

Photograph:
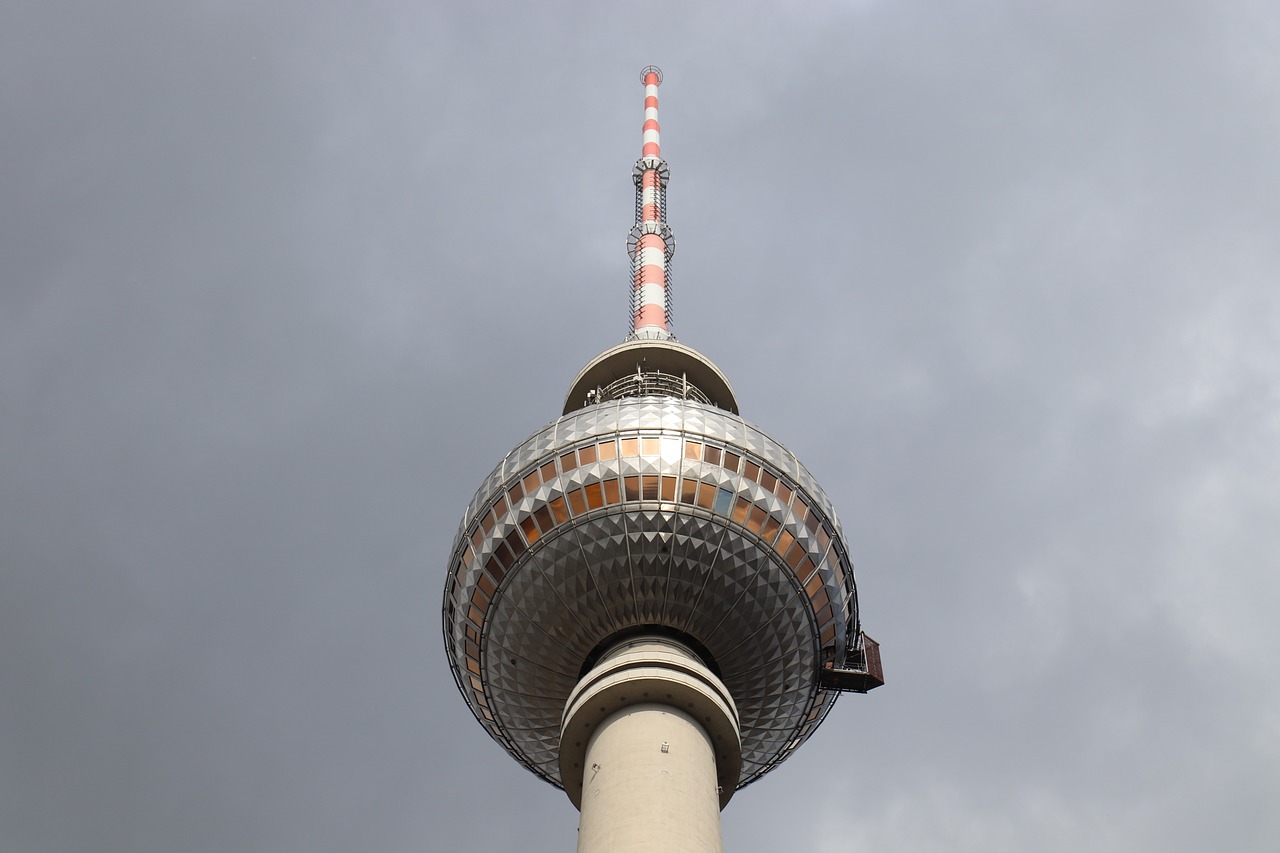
[{"x1": 627, "y1": 65, "x2": 675, "y2": 340}]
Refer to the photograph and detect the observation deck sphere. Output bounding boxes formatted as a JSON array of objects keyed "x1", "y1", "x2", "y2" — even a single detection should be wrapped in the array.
[{"x1": 442, "y1": 395, "x2": 860, "y2": 791}]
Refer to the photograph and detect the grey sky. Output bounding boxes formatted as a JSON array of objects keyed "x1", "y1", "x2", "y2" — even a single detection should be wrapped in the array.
[{"x1": 2, "y1": 1, "x2": 1277, "y2": 851}]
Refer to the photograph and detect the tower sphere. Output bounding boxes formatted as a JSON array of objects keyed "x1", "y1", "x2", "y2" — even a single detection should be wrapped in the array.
[{"x1": 443, "y1": 340, "x2": 867, "y2": 793}]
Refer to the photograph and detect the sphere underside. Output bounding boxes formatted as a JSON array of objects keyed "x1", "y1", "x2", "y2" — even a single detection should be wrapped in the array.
[{"x1": 443, "y1": 397, "x2": 859, "y2": 789}]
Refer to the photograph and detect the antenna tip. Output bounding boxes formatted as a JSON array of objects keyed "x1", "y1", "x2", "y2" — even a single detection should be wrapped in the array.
[{"x1": 640, "y1": 65, "x2": 663, "y2": 85}]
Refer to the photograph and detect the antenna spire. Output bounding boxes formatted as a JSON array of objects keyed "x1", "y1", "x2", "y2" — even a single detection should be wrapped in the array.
[{"x1": 628, "y1": 66, "x2": 675, "y2": 340}]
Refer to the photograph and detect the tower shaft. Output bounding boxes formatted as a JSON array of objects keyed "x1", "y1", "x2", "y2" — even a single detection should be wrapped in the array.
[{"x1": 562, "y1": 636, "x2": 739, "y2": 853}]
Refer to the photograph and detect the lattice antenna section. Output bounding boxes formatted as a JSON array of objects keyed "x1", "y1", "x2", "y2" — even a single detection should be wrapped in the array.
[{"x1": 628, "y1": 66, "x2": 676, "y2": 341}]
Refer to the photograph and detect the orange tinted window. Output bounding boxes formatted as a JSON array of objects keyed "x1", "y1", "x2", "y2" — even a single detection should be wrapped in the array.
[
  {"x1": 541, "y1": 461, "x2": 558, "y2": 482},
  {"x1": 549, "y1": 497, "x2": 570, "y2": 524},
  {"x1": 704, "y1": 446, "x2": 721, "y2": 465},
  {"x1": 598, "y1": 440, "x2": 617, "y2": 460},
  {"x1": 585, "y1": 482, "x2": 604, "y2": 509},
  {"x1": 776, "y1": 529, "x2": 795, "y2": 556},
  {"x1": 642, "y1": 475, "x2": 659, "y2": 500},
  {"x1": 747, "y1": 505, "x2": 767, "y2": 534},
  {"x1": 522, "y1": 471, "x2": 540, "y2": 493},
  {"x1": 603, "y1": 478, "x2": 621, "y2": 504},
  {"x1": 621, "y1": 438, "x2": 639, "y2": 456},
  {"x1": 680, "y1": 479, "x2": 697, "y2": 504},
  {"x1": 506, "y1": 482, "x2": 524, "y2": 504},
  {"x1": 696, "y1": 482, "x2": 716, "y2": 509},
  {"x1": 641, "y1": 438, "x2": 660, "y2": 456},
  {"x1": 567, "y1": 489, "x2": 587, "y2": 515},
  {"x1": 684, "y1": 441, "x2": 703, "y2": 460},
  {"x1": 744, "y1": 461, "x2": 761, "y2": 482},
  {"x1": 560, "y1": 450, "x2": 578, "y2": 471},
  {"x1": 723, "y1": 451, "x2": 740, "y2": 472},
  {"x1": 785, "y1": 542, "x2": 807, "y2": 570},
  {"x1": 533, "y1": 506, "x2": 553, "y2": 532},
  {"x1": 760, "y1": 470, "x2": 778, "y2": 491},
  {"x1": 578, "y1": 444, "x2": 597, "y2": 465},
  {"x1": 660, "y1": 476, "x2": 677, "y2": 501},
  {"x1": 520, "y1": 516, "x2": 540, "y2": 544},
  {"x1": 624, "y1": 476, "x2": 640, "y2": 501},
  {"x1": 732, "y1": 498, "x2": 751, "y2": 525}
]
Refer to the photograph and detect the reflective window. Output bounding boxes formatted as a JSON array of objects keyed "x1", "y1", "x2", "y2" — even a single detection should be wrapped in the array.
[
  {"x1": 567, "y1": 488, "x2": 587, "y2": 516},
  {"x1": 680, "y1": 478, "x2": 697, "y2": 504},
  {"x1": 760, "y1": 470, "x2": 778, "y2": 491},
  {"x1": 776, "y1": 530, "x2": 796, "y2": 558},
  {"x1": 775, "y1": 482, "x2": 793, "y2": 504},
  {"x1": 504, "y1": 529, "x2": 525, "y2": 560},
  {"x1": 746, "y1": 505, "x2": 767, "y2": 535},
  {"x1": 642, "y1": 475, "x2": 659, "y2": 500},
  {"x1": 585, "y1": 482, "x2": 605, "y2": 510},
  {"x1": 660, "y1": 475, "x2": 677, "y2": 501},
  {"x1": 548, "y1": 497, "x2": 569, "y2": 525},
  {"x1": 621, "y1": 437, "x2": 639, "y2": 456},
  {"x1": 642, "y1": 437, "x2": 660, "y2": 456},
  {"x1": 603, "y1": 478, "x2": 621, "y2": 505},
  {"x1": 810, "y1": 587, "x2": 830, "y2": 611},
  {"x1": 559, "y1": 450, "x2": 578, "y2": 472},
  {"x1": 704, "y1": 445, "x2": 722, "y2": 465},
  {"x1": 520, "y1": 516, "x2": 540, "y2": 544},
  {"x1": 684, "y1": 440, "x2": 703, "y2": 460},
  {"x1": 533, "y1": 505, "x2": 553, "y2": 533},
  {"x1": 540, "y1": 461, "x2": 557, "y2": 482},
  {"x1": 624, "y1": 476, "x2": 640, "y2": 501},
  {"x1": 490, "y1": 544, "x2": 510, "y2": 572},
  {"x1": 743, "y1": 461, "x2": 761, "y2": 482},
  {"x1": 506, "y1": 482, "x2": 524, "y2": 504},
  {"x1": 522, "y1": 470, "x2": 540, "y2": 493},
  {"x1": 722, "y1": 451, "x2": 741, "y2": 473},
  {"x1": 714, "y1": 488, "x2": 733, "y2": 515},
  {"x1": 597, "y1": 439, "x2": 617, "y2": 460},
  {"x1": 759, "y1": 515, "x2": 781, "y2": 544},
  {"x1": 696, "y1": 482, "x2": 716, "y2": 509},
  {"x1": 732, "y1": 497, "x2": 751, "y2": 525},
  {"x1": 578, "y1": 444, "x2": 597, "y2": 465},
  {"x1": 784, "y1": 541, "x2": 807, "y2": 570}
]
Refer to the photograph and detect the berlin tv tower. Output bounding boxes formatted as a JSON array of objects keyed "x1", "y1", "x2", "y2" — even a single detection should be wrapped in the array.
[{"x1": 443, "y1": 67, "x2": 883, "y2": 853}]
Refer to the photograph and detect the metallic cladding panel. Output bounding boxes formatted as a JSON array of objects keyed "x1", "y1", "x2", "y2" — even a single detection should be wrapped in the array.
[{"x1": 443, "y1": 397, "x2": 860, "y2": 789}]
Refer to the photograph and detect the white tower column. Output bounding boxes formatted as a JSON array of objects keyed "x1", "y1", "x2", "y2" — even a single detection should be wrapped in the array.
[{"x1": 560, "y1": 636, "x2": 742, "y2": 853}]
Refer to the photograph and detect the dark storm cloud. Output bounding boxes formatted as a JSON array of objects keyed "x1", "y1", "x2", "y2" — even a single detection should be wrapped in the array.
[{"x1": 2, "y1": 1, "x2": 1277, "y2": 851}]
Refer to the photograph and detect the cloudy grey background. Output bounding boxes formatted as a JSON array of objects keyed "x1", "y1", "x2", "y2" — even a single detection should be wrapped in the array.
[{"x1": 3, "y1": 1, "x2": 1278, "y2": 850}]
